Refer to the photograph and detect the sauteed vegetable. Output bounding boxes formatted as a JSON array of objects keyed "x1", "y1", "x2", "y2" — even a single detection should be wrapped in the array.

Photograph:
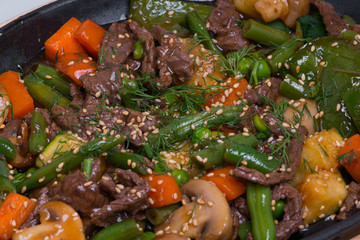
[{"x1": 0, "y1": 0, "x2": 360, "y2": 239}]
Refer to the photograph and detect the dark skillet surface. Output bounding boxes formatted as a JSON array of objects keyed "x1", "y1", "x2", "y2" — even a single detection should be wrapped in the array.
[{"x1": 0, "y1": 0, "x2": 359, "y2": 239}]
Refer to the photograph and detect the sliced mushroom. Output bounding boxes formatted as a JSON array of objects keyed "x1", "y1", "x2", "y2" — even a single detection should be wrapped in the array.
[
  {"x1": 13, "y1": 201, "x2": 85, "y2": 240},
  {"x1": 0, "y1": 83, "x2": 10, "y2": 125},
  {"x1": 155, "y1": 179, "x2": 233, "y2": 240},
  {"x1": 154, "y1": 234, "x2": 188, "y2": 240}
]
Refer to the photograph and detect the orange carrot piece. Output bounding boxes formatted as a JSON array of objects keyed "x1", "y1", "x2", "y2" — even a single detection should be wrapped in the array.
[
  {"x1": 339, "y1": 134, "x2": 360, "y2": 183},
  {"x1": 204, "y1": 77, "x2": 248, "y2": 108},
  {"x1": 201, "y1": 166, "x2": 246, "y2": 201},
  {"x1": 144, "y1": 174, "x2": 181, "y2": 208},
  {"x1": 0, "y1": 71, "x2": 34, "y2": 119},
  {"x1": 75, "y1": 19, "x2": 106, "y2": 58},
  {"x1": 45, "y1": 17, "x2": 86, "y2": 62},
  {"x1": 55, "y1": 52, "x2": 96, "y2": 86},
  {"x1": 0, "y1": 193, "x2": 36, "y2": 240}
]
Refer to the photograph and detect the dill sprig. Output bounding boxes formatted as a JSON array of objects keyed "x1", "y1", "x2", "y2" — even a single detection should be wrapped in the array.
[
  {"x1": 337, "y1": 149, "x2": 359, "y2": 165},
  {"x1": 302, "y1": 157, "x2": 318, "y2": 174},
  {"x1": 260, "y1": 96, "x2": 288, "y2": 122},
  {"x1": 215, "y1": 46, "x2": 257, "y2": 77}
]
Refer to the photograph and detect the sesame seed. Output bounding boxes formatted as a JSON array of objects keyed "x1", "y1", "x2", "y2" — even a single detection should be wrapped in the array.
[
  {"x1": 45, "y1": 75, "x2": 53, "y2": 79},
  {"x1": 67, "y1": 61, "x2": 74, "y2": 66},
  {"x1": 136, "y1": 192, "x2": 142, "y2": 198},
  {"x1": 38, "y1": 177, "x2": 45, "y2": 183},
  {"x1": 11, "y1": 220, "x2": 16, "y2": 227},
  {"x1": 168, "y1": 10, "x2": 174, "y2": 16},
  {"x1": 122, "y1": 110, "x2": 129, "y2": 116},
  {"x1": 331, "y1": 42, "x2": 338, "y2": 47},
  {"x1": 336, "y1": 103, "x2": 341, "y2": 112},
  {"x1": 95, "y1": 91, "x2": 102, "y2": 98},
  {"x1": 215, "y1": 109, "x2": 223, "y2": 115},
  {"x1": 84, "y1": 181, "x2": 93, "y2": 187},
  {"x1": 157, "y1": 180, "x2": 163, "y2": 185},
  {"x1": 299, "y1": 80, "x2": 305, "y2": 85},
  {"x1": 173, "y1": 193, "x2": 178, "y2": 199},
  {"x1": 311, "y1": 46, "x2": 316, "y2": 52}
]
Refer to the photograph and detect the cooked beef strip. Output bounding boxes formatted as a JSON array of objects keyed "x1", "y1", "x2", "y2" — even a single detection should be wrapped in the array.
[
  {"x1": 350, "y1": 24, "x2": 360, "y2": 34},
  {"x1": 207, "y1": 0, "x2": 249, "y2": 51},
  {"x1": 0, "y1": 118, "x2": 22, "y2": 138},
  {"x1": 230, "y1": 196, "x2": 250, "y2": 240},
  {"x1": 81, "y1": 67, "x2": 122, "y2": 103},
  {"x1": 231, "y1": 128, "x2": 305, "y2": 186},
  {"x1": 309, "y1": 0, "x2": 346, "y2": 36},
  {"x1": 90, "y1": 169, "x2": 150, "y2": 227},
  {"x1": 99, "y1": 21, "x2": 136, "y2": 67},
  {"x1": 244, "y1": 77, "x2": 282, "y2": 105},
  {"x1": 51, "y1": 84, "x2": 157, "y2": 146},
  {"x1": 128, "y1": 20, "x2": 156, "y2": 74},
  {"x1": 51, "y1": 171, "x2": 109, "y2": 217},
  {"x1": 20, "y1": 186, "x2": 51, "y2": 229},
  {"x1": 152, "y1": 25, "x2": 193, "y2": 88},
  {"x1": 337, "y1": 181, "x2": 360, "y2": 221},
  {"x1": 272, "y1": 183, "x2": 303, "y2": 240}
]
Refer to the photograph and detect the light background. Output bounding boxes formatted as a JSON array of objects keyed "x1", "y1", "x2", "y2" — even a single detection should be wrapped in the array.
[{"x1": 0, "y1": 0, "x2": 54, "y2": 26}]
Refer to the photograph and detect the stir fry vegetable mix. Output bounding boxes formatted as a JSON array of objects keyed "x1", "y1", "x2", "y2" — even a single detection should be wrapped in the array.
[{"x1": 1, "y1": 0, "x2": 360, "y2": 239}]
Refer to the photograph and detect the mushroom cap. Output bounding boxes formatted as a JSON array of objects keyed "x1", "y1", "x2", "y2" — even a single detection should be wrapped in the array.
[{"x1": 155, "y1": 179, "x2": 233, "y2": 240}]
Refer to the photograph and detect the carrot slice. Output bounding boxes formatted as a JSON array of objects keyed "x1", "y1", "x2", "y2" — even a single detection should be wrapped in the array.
[
  {"x1": 201, "y1": 166, "x2": 246, "y2": 201},
  {"x1": 75, "y1": 19, "x2": 106, "y2": 58},
  {"x1": 0, "y1": 71, "x2": 34, "y2": 119},
  {"x1": 144, "y1": 173, "x2": 181, "y2": 208},
  {"x1": 204, "y1": 77, "x2": 248, "y2": 108},
  {"x1": 0, "y1": 193, "x2": 36, "y2": 240},
  {"x1": 45, "y1": 17, "x2": 86, "y2": 62},
  {"x1": 55, "y1": 52, "x2": 96, "y2": 86},
  {"x1": 339, "y1": 134, "x2": 360, "y2": 183}
]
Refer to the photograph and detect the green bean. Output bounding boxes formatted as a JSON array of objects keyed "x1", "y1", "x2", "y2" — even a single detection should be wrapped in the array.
[
  {"x1": 186, "y1": 11, "x2": 222, "y2": 55},
  {"x1": 242, "y1": 19, "x2": 289, "y2": 47},
  {"x1": 267, "y1": 37, "x2": 303, "y2": 74},
  {"x1": 191, "y1": 143, "x2": 226, "y2": 170},
  {"x1": 146, "y1": 202, "x2": 182, "y2": 225},
  {"x1": 247, "y1": 182, "x2": 276, "y2": 240},
  {"x1": 143, "y1": 105, "x2": 244, "y2": 158},
  {"x1": 238, "y1": 221, "x2": 252, "y2": 240},
  {"x1": 224, "y1": 142, "x2": 281, "y2": 174},
  {"x1": 83, "y1": 158, "x2": 93, "y2": 179},
  {"x1": 106, "y1": 149, "x2": 150, "y2": 175},
  {"x1": 133, "y1": 41, "x2": 144, "y2": 60},
  {"x1": 228, "y1": 133, "x2": 258, "y2": 148},
  {"x1": 0, "y1": 137, "x2": 17, "y2": 162},
  {"x1": 91, "y1": 219, "x2": 142, "y2": 240},
  {"x1": 279, "y1": 74, "x2": 306, "y2": 100},
  {"x1": 35, "y1": 64, "x2": 71, "y2": 98},
  {"x1": 0, "y1": 175, "x2": 16, "y2": 203},
  {"x1": 29, "y1": 111, "x2": 48, "y2": 155},
  {"x1": 135, "y1": 232, "x2": 156, "y2": 240},
  {"x1": 16, "y1": 135, "x2": 126, "y2": 193},
  {"x1": 264, "y1": 20, "x2": 291, "y2": 34},
  {"x1": 24, "y1": 73, "x2": 70, "y2": 110}
]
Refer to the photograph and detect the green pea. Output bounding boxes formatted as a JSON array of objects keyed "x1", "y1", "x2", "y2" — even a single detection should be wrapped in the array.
[
  {"x1": 272, "y1": 199, "x2": 285, "y2": 219},
  {"x1": 162, "y1": 92, "x2": 179, "y2": 106},
  {"x1": 133, "y1": 41, "x2": 144, "y2": 60},
  {"x1": 171, "y1": 169, "x2": 189, "y2": 186},
  {"x1": 256, "y1": 59, "x2": 271, "y2": 80},
  {"x1": 191, "y1": 127, "x2": 212, "y2": 143},
  {"x1": 237, "y1": 57, "x2": 255, "y2": 76}
]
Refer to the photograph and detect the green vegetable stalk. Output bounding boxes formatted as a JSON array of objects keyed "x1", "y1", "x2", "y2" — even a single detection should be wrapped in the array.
[
  {"x1": 91, "y1": 219, "x2": 143, "y2": 240},
  {"x1": 29, "y1": 111, "x2": 48, "y2": 155},
  {"x1": 16, "y1": 135, "x2": 126, "y2": 193},
  {"x1": 146, "y1": 202, "x2": 182, "y2": 225},
  {"x1": 0, "y1": 137, "x2": 17, "y2": 162},
  {"x1": 246, "y1": 183, "x2": 276, "y2": 240}
]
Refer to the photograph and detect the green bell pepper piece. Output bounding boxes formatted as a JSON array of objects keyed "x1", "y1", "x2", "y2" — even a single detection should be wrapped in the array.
[
  {"x1": 317, "y1": 67, "x2": 360, "y2": 137},
  {"x1": 128, "y1": 0, "x2": 213, "y2": 33},
  {"x1": 343, "y1": 85, "x2": 360, "y2": 132}
]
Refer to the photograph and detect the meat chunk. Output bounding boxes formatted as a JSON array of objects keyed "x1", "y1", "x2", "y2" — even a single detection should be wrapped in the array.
[
  {"x1": 152, "y1": 25, "x2": 193, "y2": 88},
  {"x1": 244, "y1": 77, "x2": 282, "y2": 105},
  {"x1": 309, "y1": 0, "x2": 346, "y2": 36},
  {"x1": 51, "y1": 171, "x2": 109, "y2": 217},
  {"x1": 230, "y1": 197, "x2": 250, "y2": 239},
  {"x1": 99, "y1": 20, "x2": 156, "y2": 73},
  {"x1": 337, "y1": 181, "x2": 360, "y2": 221},
  {"x1": 90, "y1": 169, "x2": 150, "y2": 226},
  {"x1": 81, "y1": 67, "x2": 122, "y2": 103},
  {"x1": 272, "y1": 183, "x2": 303, "y2": 240},
  {"x1": 207, "y1": 0, "x2": 249, "y2": 51}
]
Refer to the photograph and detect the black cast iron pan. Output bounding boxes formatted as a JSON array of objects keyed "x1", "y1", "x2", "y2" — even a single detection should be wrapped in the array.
[{"x1": 0, "y1": 0, "x2": 359, "y2": 239}]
